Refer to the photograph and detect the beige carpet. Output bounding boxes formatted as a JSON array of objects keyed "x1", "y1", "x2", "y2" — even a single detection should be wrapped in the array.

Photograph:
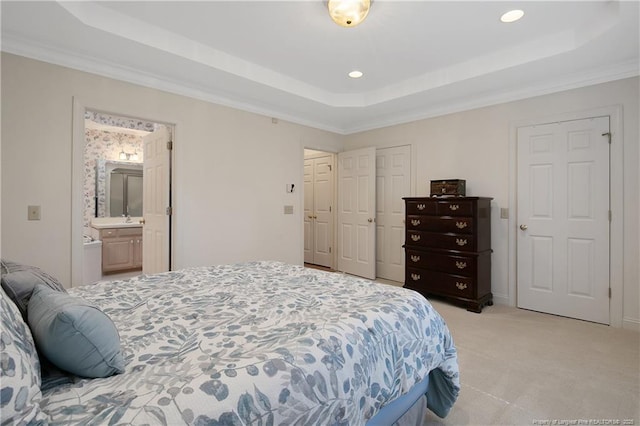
[{"x1": 422, "y1": 299, "x2": 640, "y2": 425}]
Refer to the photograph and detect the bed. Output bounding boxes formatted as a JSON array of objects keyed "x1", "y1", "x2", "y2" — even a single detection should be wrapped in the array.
[{"x1": 1, "y1": 260, "x2": 459, "y2": 425}]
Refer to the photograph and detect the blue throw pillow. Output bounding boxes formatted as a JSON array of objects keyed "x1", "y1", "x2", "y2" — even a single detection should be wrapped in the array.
[{"x1": 27, "y1": 285, "x2": 125, "y2": 378}]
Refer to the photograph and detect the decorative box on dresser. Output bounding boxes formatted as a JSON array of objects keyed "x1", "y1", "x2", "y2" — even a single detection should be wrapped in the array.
[{"x1": 403, "y1": 197, "x2": 493, "y2": 313}]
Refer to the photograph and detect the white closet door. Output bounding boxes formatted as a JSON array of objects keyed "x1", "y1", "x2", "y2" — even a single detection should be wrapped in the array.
[
  {"x1": 312, "y1": 156, "x2": 334, "y2": 268},
  {"x1": 303, "y1": 159, "x2": 314, "y2": 264},
  {"x1": 376, "y1": 146, "x2": 411, "y2": 282},
  {"x1": 338, "y1": 147, "x2": 376, "y2": 280}
]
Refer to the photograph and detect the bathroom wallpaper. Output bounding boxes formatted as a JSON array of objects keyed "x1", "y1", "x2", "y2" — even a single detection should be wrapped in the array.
[{"x1": 84, "y1": 111, "x2": 158, "y2": 132}]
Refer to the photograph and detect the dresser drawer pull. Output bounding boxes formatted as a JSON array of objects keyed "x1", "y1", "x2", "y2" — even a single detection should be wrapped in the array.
[
  {"x1": 449, "y1": 204, "x2": 460, "y2": 211},
  {"x1": 455, "y1": 261, "x2": 467, "y2": 269},
  {"x1": 411, "y1": 234, "x2": 421, "y2": 242},
  {"x1": 410, "y1": 255, "x2": 421, "y2": 262},
  {"x1": 455, "y1": 221, "x2": 468, "y2": 229},
  {"x1": 417, "y1": 204, "x2": 426, "y2": 210},
  {"x1": 455, "y1": 238, "x2": 468, "y2": 246},
  {"x1": 411, "y1": 219, "x2": 421, "y2": 226},
  {"x1": 411, "y1": 273, "x2": 421, "y2": 281},
  {"x1": 455, "y1": 282, "x2": 468, "y2": 290}
]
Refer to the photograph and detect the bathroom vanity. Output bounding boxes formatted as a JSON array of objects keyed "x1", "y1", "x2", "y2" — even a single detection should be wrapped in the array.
[{"x1": 91, "y1": 219, "x2": 143, "y2": 274}]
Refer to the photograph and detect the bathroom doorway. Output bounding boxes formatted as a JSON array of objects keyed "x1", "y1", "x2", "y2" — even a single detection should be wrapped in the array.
[{"x1": 71, "y1": 103, "x2": 174, "y2": 286}]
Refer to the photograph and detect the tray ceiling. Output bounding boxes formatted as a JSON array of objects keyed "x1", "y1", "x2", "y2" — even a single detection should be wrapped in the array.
[{"x1": 2, "y1": 1, "x2": 638, "y2": 134}]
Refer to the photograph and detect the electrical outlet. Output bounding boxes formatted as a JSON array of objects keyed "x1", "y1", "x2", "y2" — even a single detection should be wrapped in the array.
[
  {"x1": 500, "y1": 207, "x2": 509, "y2": 219},
  {"x1": 28, "y1": 205, "x2": 41, "y2": 221}
]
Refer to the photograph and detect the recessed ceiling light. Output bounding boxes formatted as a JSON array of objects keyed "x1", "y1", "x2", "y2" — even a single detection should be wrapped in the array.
[
  {"x1": 500, "y1": 9, "x2": 524, "y2": 23},
  {"x1": 348, "y1": 70, "x2": 363, "y2": 79}
]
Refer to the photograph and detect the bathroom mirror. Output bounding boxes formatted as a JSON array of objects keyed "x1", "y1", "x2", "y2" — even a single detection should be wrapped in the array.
[
  {"x1": 109, "y1": 167, "x2": 143, "y2": 217},
  {"x1": 96, "y1": 161, "x2": 143, "y2": 218}
]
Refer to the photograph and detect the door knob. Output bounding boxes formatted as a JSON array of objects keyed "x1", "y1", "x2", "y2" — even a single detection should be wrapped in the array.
[
  {"x1": 139, "y1": 219, "x2": 145, "y2": 225},
  {"x1": 520, "y1": 224, "x2": 528, "y2": 231},
  {"x1": 368, "y1": 218, "x2": 373, "y2": 223}
]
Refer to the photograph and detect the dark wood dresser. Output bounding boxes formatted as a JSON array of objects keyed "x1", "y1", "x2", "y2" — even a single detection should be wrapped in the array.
[{"x1": 403, "y1": 197, "x2": 493, "y2": 313}]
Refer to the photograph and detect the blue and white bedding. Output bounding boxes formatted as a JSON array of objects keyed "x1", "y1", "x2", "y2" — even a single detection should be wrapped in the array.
[{"x1": 39, "y1": 261, "x2": 459, "y2": 424}]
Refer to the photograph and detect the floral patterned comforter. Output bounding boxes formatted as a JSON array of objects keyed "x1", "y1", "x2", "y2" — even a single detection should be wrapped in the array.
[{"x1": 41, "y1": 261, "x2": 459, "y2": 425}]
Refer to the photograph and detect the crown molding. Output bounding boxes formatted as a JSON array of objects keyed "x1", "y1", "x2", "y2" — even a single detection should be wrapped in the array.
[
  {"x1": 342, "y1": 59, "x2": 640, "y2": 134},
  {"x1": 1, "y1": 34, "x2": 344, "y2": 134},
  {"x1": 2, "y1": 34, "x2": 637, "y2": 136}
]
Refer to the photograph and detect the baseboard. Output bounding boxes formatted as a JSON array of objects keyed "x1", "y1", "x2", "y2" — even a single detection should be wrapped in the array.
[
  {"x1": 491, "y1": 293, "x2": 510, "y2": 306},
  {"x1": 622, "y1": 317, "x2": 640, "y2": 332}
]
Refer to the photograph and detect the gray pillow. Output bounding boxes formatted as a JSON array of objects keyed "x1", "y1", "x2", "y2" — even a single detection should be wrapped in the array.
[
  {"x1": 0, "y1": 287, "x2": 48, "y2": 424},
  {"x1": 0, "y1": 260, "x2": 67, "y2": 321},
  {"x1": 27, "y1": 285, "x2": 125, "y2": 378}
]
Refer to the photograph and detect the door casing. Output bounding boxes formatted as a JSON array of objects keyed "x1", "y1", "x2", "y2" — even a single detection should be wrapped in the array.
[{"x1": 71, "y1": 97, "x2": 175, "y2": 287}]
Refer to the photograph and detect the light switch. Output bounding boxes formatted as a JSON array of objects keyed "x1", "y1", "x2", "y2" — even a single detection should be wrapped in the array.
[
  {"x1": 284, "y1": 205, "x2": 294, "y2": 215},
  {"x1": 28, "y1": 205, "x2": 41, "y2": 221},
  {"x1": 500, "y1": 207, "x2": 509, "y2": 219}
]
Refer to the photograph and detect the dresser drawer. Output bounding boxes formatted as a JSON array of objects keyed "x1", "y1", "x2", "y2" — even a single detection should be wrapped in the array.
[
  {"x1": 436, "y1": 200, "x2": 474, "y2": 216},
  {"x1": 407, "y1": 215, "x2": 474, "y2": 234},
  {"x1": 406, "y1": 267, "x2": 474, "y2": 298},
  {"x1": 406, "y1": 231, "x2": 476, "y2": 251},
  {"x1": 405, "y1": 249, "x2": 477, "y2": 276},
  {"x1": 406, "y1": 200, "x2": 437, "y2": 215}
]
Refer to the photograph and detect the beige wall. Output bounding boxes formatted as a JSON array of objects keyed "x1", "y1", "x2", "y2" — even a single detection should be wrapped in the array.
[
  {"x1": 2, "y1": 52, "x2": 638, "y2": 328},
  {"x1": 1, "y1": 53, "x2": 343, "y2": 286},
  {"x1": 343, "y1": 77, "x2": 639, "y2": 329}
]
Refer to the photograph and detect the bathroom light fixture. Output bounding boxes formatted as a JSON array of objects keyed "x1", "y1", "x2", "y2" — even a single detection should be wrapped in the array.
[
  {"x1": 118, "y1": 150, "x2": 139, "y2": 161},
  {"x1": 348, "y1": 70, "x2": 363, "y2": 78},
  {"x1": 328, "y1": 0, "x2": 371, "y2": 28},
  {"x1": 500, "y1": 9, "x2": 524, "y2": 23}
]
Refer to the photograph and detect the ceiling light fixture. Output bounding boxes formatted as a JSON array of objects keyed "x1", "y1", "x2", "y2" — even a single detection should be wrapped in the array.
[
  {"x1": 500, "y1": 9, "x2": 524, "y2": 23},
  {"x1": 348, "y1": 70, "x2": 363, "y2": 78},
  {"x1": 328, "y1": 0, "x2": 371, "y2": 28}
]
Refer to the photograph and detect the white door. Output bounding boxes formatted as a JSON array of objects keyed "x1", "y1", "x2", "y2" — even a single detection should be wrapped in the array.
[
  {"x1": 142, "y1": 126, "x2": 171, "y2": 275},
  {"x1": 338, "y1": 147, "x2": 376, "y2": 280},
  {"x1": 304, "y1": 159, "x2": 314, "y2": 264},
  {"x1": 303, "y1": 155, "x2": 334, "y2": 268},
  {"x1": 517, "y1": 116, "x2": 610, "y2": 324},
  {"x1": 312, "y1": 156, "x2": 334, "y2": 267},
  {"x1": 376, "y1": 146, "x2": 411, "y2": 282}
]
